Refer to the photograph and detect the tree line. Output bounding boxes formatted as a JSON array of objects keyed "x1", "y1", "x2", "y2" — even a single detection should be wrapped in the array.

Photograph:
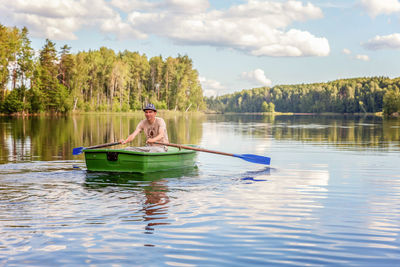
[
  {"x1": 206, "y1": 77, "x2": 400, "y2": 116},
  {"x1": 2, "y1": 25, "x2": 400, "y2": 116},
  {"x1": 0, "y1": 24, "x2": 205, "y2": 114}
]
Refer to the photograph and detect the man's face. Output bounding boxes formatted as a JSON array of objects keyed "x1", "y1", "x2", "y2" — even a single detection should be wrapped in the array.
[{"x1": 144, "y1": 110, "x2": 156, "y2": 122}]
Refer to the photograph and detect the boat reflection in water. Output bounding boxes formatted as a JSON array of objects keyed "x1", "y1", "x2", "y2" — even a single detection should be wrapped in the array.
[
  {"x1": 84, "y1": 166, "x2": 199, "y2": 242},
  {"x1": 84, "y1": 165, "x2": 199, "y2": 186}
]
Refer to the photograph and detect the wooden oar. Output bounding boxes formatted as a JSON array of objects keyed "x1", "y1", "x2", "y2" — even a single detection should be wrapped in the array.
[
  {"x1": 155, "y1": 142, "x2": 271, "y2": 165},
  {"x1": 72, "y1": 141, "x2": 121, "y2": 155}
]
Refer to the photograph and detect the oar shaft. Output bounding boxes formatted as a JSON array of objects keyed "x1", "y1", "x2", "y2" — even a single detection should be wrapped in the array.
[
  {"x1": 155, "y1": 142, "x2": 234, "y2": 157},
  {"x1": 86, "y1": 141, "x2": 121, "y2": 150},
  {"x1": 73, "y1": 141, "x2": 122, "y2": 155},
  {"x1": 155, "y1": 142, "x2": 270, "y2": 165}
]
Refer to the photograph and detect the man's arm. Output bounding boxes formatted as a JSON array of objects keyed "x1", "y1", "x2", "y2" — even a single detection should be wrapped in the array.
[{"x1": 121, "y1": 127, "x2": 142, "y2": 144}]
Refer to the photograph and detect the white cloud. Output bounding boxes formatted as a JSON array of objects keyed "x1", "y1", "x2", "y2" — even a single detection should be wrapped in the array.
[
  {"x1": 111, "y1": 0, "x2": 209, "y2": 13},
  {"x1": 100, "y1": 14, "x2": 147, "y2": 39},
  {"x1": 125, "y1": 0, "x2": 329, "y2": 57},
  {"x1": 342, "y1": 47, "x2": 369, "y2": 61},
  {"x1": 362, "y1": 33, "x2": 400, "y2": 50},
  {"x1": 110, "y1": 0, "x2": 156, "y2": 12},
  {"x1": 241, "y1": 69, "x2": 272, "y2": 87},
  {"x1": 342, "y1": 48, "x2": 351, "y2": 55},
  {"x1": 163, "y1": 0, "x2": 210, "y2": 14},
  {"x1": 1, "y1": 0, "x2": 134, "y2": 40},
  {"x1": 0, "y1": 0, "x2": 330, "y2": 57},
  {"x1": 250, "y1": 29, "x2": 329, "y2": 57},
  {"x1": 355, "y1": 54, "x2": 370, "y2": 61},
  {"x1": 342, "y1": 48, "x2": 369, "y2": 61},
  {"x1": 199, "y1": 76, "x2": 226, "y2": 97},
  {"x1": 359, "y1": 0, "x2": 400, "y2": 18}
]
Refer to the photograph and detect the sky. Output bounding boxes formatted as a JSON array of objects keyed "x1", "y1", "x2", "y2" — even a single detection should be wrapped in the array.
[{"x1": 1, "y1": 0, "x2": 400, "y2": 97}]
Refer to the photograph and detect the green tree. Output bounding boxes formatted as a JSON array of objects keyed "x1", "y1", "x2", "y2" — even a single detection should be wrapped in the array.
[
  {"x1": 59, "y1": 44, "x2": 74, "y2": 90},
  {"x1": 17, "y1": 27, "x2": 34, "y2": 112},
  {"x1": 0, "y1": 25, "x2": 20, "y2": 100},
  {"x1": 110, "y1": 59, "x2": 129, "y2": 112},
  {"x1": 121, "y1": 50, "x2": 149, "y2": 110},
  {"x1": 148, "y1": 55, "x2": 164, "y2": 101},
  {"x1": 2, "y1": 87, "x2": 24, "y2": 114},
  {"x1": 383, "y1": 89, "x2": 400, "y2": 116},
  {"x1": 37, "y1": 39, "x2": 60, "y2": 111}
]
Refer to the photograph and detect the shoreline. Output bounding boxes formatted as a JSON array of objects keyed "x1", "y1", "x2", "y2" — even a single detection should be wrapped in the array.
[
  {"x1": 1, "y1": 111, "x2": 398, "y2": 118},
  {"x1": 0, "y1": 110, "x2": 206, "y2": 117},
  {"x1": 204, "y1": 111, "x2": 386, "y2": 116}
]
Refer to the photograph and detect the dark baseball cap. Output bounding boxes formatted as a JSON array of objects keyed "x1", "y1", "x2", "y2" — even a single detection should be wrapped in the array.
[{"x1": 143, "y1": 103, "x2": 157, "y2": 112}]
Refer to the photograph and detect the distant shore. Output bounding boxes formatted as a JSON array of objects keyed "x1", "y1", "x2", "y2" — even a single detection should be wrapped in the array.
[
  {"x1": 2, "y1": 110, "x2": 398, "y2": 118},
  {"x1": 204, "y1": 111, "x2": 387, "y2": 116}
]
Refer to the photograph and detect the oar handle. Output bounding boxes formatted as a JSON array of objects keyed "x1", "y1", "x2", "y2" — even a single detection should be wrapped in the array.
[
  {"x1": 86, "y1": 141, "x2": 122, "y2": 150},
  {"x1": 154, "y1": 142, "x2": 234, "y2": 157}
]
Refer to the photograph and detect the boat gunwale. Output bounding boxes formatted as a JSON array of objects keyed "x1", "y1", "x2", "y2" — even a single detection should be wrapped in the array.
[{"x1": 83, "y1": 146, "x2": 197, "y2": 156}]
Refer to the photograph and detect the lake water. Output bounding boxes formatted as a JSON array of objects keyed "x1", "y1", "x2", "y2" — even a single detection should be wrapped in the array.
[{"x1": 0, "y1": 114, "x2": 399, "y2": 266}]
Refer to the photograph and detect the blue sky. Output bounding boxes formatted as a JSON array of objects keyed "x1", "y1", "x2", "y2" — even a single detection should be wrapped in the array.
[{"x1": 1, "y1": 0, "x2": 399, "y2": 96}]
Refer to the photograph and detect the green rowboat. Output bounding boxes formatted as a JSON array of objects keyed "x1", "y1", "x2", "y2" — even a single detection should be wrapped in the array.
[{"x1": 84, "y1": 146, "x2": 197, "y2": 173}]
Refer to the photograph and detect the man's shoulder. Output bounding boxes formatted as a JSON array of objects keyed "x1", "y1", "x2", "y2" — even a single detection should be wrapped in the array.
[
  {"x1": 137, "y1": 119, "x2": 147, "y2": 127},
  {"x1": 155, "y1": 117, "x2": 166, "y2": 126}
]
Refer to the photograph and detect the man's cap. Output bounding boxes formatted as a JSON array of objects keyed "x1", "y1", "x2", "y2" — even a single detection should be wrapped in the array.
[{"x1": 143, "y1": 103, "x2": 157, "y2": 112}]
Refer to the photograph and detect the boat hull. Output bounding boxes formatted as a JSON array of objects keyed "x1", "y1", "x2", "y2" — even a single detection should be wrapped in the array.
[{"x1": 84, "y1": 146, "x2": 197, "y2": 173}]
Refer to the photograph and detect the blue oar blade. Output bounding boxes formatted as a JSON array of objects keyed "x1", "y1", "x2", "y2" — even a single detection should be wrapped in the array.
[
  {"x1": 234, "y1": 154, "x2": 271, "y2": 165},
  {"x1": 72, "y1": 146, "x2": 84, "y2": 155}
]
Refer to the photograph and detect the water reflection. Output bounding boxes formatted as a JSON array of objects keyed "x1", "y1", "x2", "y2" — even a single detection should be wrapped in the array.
[
  {"x1": 1, "y1": 114, "x2": 399, "y2": 266},
  {"x1": 0, "y1": 113, "x2": 205, "y2": 164},
  {"x1": 240, "y1": 167, "x2": 271, "y2": 182},
  {"x1": 84, "y1": 167, "x2": 199, "y2": 242},
  {"x1": 84, "y1": 167, "x2": 199, "y2": 187},
  {"x1": 142, "y1": 179, "x2": 170, "y2": 234},
  {"x1": 206, "y1": 114, "x2": 400, "y2": 151}
]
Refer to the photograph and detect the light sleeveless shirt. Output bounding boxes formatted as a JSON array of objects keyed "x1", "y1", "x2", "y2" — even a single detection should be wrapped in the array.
[{"x1": 136, "y1": 117, "x2": 169, "y2": 147}]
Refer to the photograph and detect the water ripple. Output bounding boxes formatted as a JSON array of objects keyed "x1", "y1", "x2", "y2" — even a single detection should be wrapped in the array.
[{"x1": 1, "y1": 153, "x2": 399, "y2": 266}]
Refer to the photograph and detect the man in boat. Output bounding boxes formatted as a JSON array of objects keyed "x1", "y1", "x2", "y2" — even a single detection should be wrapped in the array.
[{"x1": 120, "y1": 103, "x2": 169, "y2": 152}]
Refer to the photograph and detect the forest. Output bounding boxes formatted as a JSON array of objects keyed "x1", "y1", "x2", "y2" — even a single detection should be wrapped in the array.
[
  {"x1": 1, "y1": 25, "x2": 400, "y2": 116},
  {"x1": 0, "y1": 24, "x2": 205, "y2": 114},
  {"x1": 205, "y1": 77, "x2": 400, "y2": 116}
]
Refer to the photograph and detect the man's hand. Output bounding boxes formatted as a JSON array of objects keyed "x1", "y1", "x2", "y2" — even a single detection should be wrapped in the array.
[{"x1": 146, "y1": 138, "x2": 156, "y2": 144}]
